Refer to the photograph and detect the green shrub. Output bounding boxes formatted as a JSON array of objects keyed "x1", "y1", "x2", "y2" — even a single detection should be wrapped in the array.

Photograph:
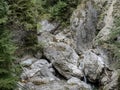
[
  {"x1": 0, "y1": 1, "x2": 17, "y2": 89},
  {"x1": 37, "y1": 0, "x2": 81, "y2": 26},
  {"x1": 108, "y1": 17, "x2": 120, "y2": 58},
  {"x1": 8, "y1": 0, "x2": 37, "y2": 30},
  {"x1": 49, "y1": 1, "x2": 67, "y2": 22},
  {"x1": 0, "y1": 25, "x2": 17, "y2": 90}
]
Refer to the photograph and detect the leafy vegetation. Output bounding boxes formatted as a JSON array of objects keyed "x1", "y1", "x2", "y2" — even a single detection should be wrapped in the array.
[
  {"x1": 0, "y1": 0, "x2": 40, "y2": 89},
  {"x1": 36, "y1": 0, "x2": 81, "y2": 26},
  {"x1": 105, "y1": 17, "x2": 120, "y2": 68},
  {"x1": 0, "y1": 0, "x2": 17, "y2": 89},
  {"x1": 5, "y1": 0, "x2": 40, "y2": 57},
  {"x1": 7, "y1": 0, "x2": 37, "y2": 30}
]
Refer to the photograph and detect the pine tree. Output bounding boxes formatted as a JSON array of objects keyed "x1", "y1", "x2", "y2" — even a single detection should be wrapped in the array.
[{"x1": 0, "y1": 0, "x2": 16, "y2": 89}]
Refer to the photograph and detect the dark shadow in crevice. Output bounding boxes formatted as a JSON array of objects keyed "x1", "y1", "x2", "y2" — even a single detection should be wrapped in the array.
[
  {"x1": 40, "y1": 55, "x2": 51, "y2": 63},
  {"x1": 38, "y1": 54, "x2": 67, "y2": 80},
  {"x1": 52, "y1": 65, "x2": 67, "y2": 81}
]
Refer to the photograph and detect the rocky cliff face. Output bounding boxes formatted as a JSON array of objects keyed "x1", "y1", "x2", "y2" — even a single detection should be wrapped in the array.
[{"x1": 17, "y1": 0, "x2": 120, "y2": 90}]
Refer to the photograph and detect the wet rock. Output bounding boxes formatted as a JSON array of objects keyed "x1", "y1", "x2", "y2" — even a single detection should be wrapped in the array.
[{"x1": 44, "y1": 42, "x2": 83, "y2": 79}]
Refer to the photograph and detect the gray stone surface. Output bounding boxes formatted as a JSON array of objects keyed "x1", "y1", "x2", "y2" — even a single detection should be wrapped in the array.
[
  {"x1": 38, "y1": 20, "x2": 56, "y2": 33},
  {"x1": 21, "y1": 59, "x2": 56, "y2": 81},
  {"x1": 102, "y1": 69, "x2": 120, "y2": 90},
  {"x1": 66, "y1": 77, "x2": 92, "y2": 90},
  {"x1": 44, "y1": 42, "x2": 83, "y2": 79},
  {"x1": 79, "y1": 50, "x2": 105, "y2": 82},
  {"x1": 70, "y1": 1, "x2": 97, "y2": 53}
]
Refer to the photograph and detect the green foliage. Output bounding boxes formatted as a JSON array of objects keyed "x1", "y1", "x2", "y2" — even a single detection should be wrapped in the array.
[
  {"x1": 0, "y1": 0, "x2": 8, "y2": 24},
  {"x1": 0, "y1": 26, "x2": 17, "y2": 90},
  {"x1": 37, "y1": 0, "x2": 80, "y2": 26},
  {"x1": 8, "y1": 0, "x2": 37, "y2": 30},
  {"x1": 6, "y1": 0, "x2": 38, "y2": 50},
  {"x1": 0, "y1": 77, "x2": 16, "y2": 90},
  {"x1": 0, "y1": 0, "x2": 17, "y2": 89},
  {"x1": 26, "y1": 42, "x2": 45, "y2": 55},
  {"x1": 49, "y1": 1, "x2": 67, "y2": 22},
  {"x1": 108, "y1": 18, "x2": 120, "y2": 58}
]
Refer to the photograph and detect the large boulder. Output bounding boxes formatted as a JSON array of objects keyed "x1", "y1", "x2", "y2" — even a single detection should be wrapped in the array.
[
  {"x1": 79, "y1": 50, "x2": 105, "y2": 82},
  {"x1": 20, "y1": 59, "x2": 56, "y2": 82},
  {"x1": 44, "y1": 42, "x2": 83, "y2": 79}
]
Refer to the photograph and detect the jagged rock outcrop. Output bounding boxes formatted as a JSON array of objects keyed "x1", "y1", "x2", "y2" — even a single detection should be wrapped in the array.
[
  {"x1": 70, "y1": 0, "x2": 97, "y2": 53},
  {"x1": 101, "y1": 70, "x2": 120, "y2": 90},
  {"x1": 20, "y1": 58, "x2": 57, "y2": 82},
  {"x1": 18, "y1": 0, "x2": 120, "y2": 90},
  {"x1": 79, "y1": 50, "x2": 105, "y2": 82},
  {"x1": 44, "y1": 42, "x2": 83, "y2": 79}
]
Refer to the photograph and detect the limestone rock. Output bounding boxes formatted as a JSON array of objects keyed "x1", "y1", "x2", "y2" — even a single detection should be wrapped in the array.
[
  {"x1": 70, "y1": 1, "x2": 97, "y2": 53},
  {"x1": 102, "y1": 69, "x2": 120, "y2": 90},
  {"x1": 38, "y1": 32, "x2": 54, "y2": 47},
  {"x1": 21, "y1": 59, "x2": 56, "y2": 80},
  {"x1": 38, "y1": 20, "x2": 56, "y2": 33},
  {"x1": 20, "y1": 57, "x2": 37, "y2": 67},
  {"x1": 44, "y1": 42, "x2": 83, "y2": 79},
  {"x1": 79, "y1": 50, "x2": 105, "y2": 82},
  {"x1": 65, "y1": 77, "x2": 92, "y2": 90}
]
